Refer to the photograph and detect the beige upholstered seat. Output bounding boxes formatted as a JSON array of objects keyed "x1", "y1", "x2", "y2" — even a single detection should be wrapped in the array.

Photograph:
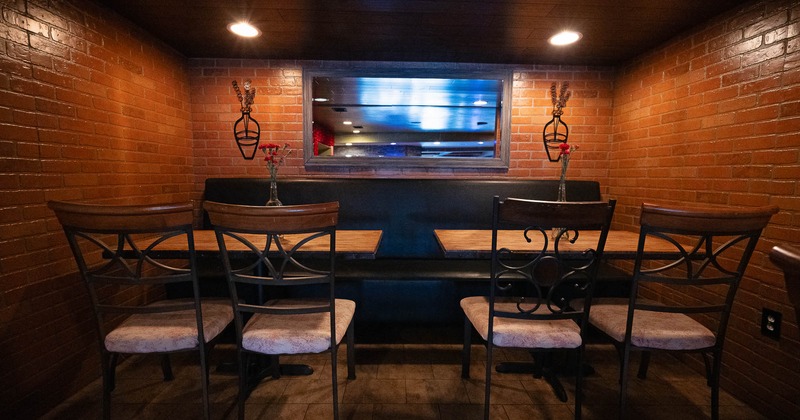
[
  {"x1": 461, "y1": 297, "x2": 583, "y2": 349},
  {"x1": 460, "y1": 197, "x2": 616, "y2": 420},
  {"x1": 587, "y1": 298, "x2": 716, "y2": 351},
  {"x1": 48, "y1": 201, "x2": 233, "y2": 420},
  {"x1": 241, "y1": 298, "x2": 356, "y2": 354},
  {"x1": 586, "y1": 203, "x2": 777, "y2": 420},
  {"x1": 105, "y1": 298, "x2": 232, "y2": 353},
  {"x1": 205, "y1": 200, "x2": 355, "y2": 420}
]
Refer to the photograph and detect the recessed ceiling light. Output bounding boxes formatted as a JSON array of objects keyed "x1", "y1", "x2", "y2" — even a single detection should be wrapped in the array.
[
  {"x1": 352, "y1": 130, "x2": 361, "y2": 134},
  {"x1": 228, "y1": 22, "x2": 261, "y2": 38},
  {"x1": 473, "y1": 100, "x2": 488, "y2": 106},
  {"x1": 549, "y1": 30, "x2": 582, "y2": 46},
  {"x1": 343, "y1": 121, "x2": 352, "y2": 125}
]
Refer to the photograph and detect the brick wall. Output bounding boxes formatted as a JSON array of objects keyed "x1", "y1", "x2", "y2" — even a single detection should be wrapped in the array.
[
  {"x1": 187, "y1": 60, "x2": 615, "y2": 204},
  {"x1": 609, "y1": 1, "x2": 800, "y2": 417},
  {"x1": 0, "y1": 0, "x2": 193, "y2": 417}
]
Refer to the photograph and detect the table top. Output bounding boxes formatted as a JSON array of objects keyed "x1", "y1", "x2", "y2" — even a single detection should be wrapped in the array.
[
  {"x1": 149, "y1": 229, "x2": 383, "y2": 260},
  {"x1": 434, "y1": 229, "x2": 678, "y2": 259}
]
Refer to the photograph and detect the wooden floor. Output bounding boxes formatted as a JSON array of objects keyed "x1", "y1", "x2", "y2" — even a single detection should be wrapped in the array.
[{"x1": 42, "y1": 343, "x2": 767, "y2": 420}]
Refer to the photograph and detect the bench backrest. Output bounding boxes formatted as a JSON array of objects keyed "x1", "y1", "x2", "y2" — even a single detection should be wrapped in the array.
[{"x1": 203, "y1": 178, "x2": 602, "y2": 258}]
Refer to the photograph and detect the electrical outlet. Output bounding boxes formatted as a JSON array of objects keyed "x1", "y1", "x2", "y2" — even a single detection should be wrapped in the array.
[{"x1": 760, "y1": 308, "x2": 782, "y2": 340}]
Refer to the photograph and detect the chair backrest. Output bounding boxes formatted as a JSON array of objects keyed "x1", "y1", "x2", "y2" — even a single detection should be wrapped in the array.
[
  {"x1": 630, "y1": 203, "x2": 778, "y2": 344},
  {"x1": 490, "y1": 197, "x2": 616, "y2": 327},
  {"x1": 203, "y1": 200, "x2": 339, "y2": 325},
  {"x1": 769, "y1": 245, "x2": 800, "y2": 328},
  {"x1": 48, "y1": 201, "x2": 202, "y2": 345}
]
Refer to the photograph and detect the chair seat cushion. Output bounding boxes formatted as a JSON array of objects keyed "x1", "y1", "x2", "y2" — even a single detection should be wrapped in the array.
[
  {"x1": 105, "y1": 298, "x2": 233, "y2": 353},
  {"x1": 242, "y1": 298, "x2": 356, "y2": 355},
  {"x1": 460, "y1": 296, "x2": 582, "y2": 349},
  {"x1": 587, "y1": 298, "x2": 717, "y2": 350}
]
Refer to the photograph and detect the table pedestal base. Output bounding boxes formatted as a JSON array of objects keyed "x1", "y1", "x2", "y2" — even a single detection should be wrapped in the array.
[{"x1": 495, "y1": 352, "x2": 595, "y2": 403}]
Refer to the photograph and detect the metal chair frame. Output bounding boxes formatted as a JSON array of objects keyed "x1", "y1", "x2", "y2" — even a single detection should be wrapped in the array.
[
  {"x1": 462, "y1": 197, "x2": 616, "y2": 420},
  {"x1": 49, "y1": 201, "x2": 225, "y2": 420},
  {"x1": 204, "y1": 200, "x2": 355, "y2": 420},
  {"x1": 593, "y1": 203, "x2": 777, "y2": 420}
]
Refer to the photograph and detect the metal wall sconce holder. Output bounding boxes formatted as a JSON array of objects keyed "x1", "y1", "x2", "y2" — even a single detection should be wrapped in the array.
[
  {"x1": 232, "y1": 80, "x2": 260, "y2": 160},
  {"x1": 542, "y1": 81, "x2": 571, "y2": 162}
]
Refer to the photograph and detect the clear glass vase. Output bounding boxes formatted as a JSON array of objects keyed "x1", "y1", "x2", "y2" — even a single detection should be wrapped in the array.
[
  {"x1": 266, "y1": 179, "x2": 282, "y2": 206},
  {"x1": 552, "y1": 155, "x2": 569, "y2": 241},
  {"x1": 557, "y1": 154, "x2": 569, "y2": 202},
  {"x1": 266, "y1": 167, "x2": 282, "y2": 206}
]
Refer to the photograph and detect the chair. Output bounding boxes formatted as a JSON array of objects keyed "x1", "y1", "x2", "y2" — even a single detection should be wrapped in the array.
[
  {"x1": 587, "y1": 203, "x2": 777, "y2": 420},
  {"x1": 461, "y1": 197, "x2": 616, "y2": 420},
  {"x1": 48, "y1": 201, "x2": 233, "y2": 420},
  {"x1": 770, "y1": 244, "x2": 800, "y2": 327},
  {"x1": 204, "y1": 201, "x2": 355, "y2": 420}
]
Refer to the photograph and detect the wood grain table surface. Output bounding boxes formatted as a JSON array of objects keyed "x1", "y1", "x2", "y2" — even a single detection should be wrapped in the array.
[
  {"x1": 434, "y1": 229, "x2": 679, "y2": 259},
  {"x1": 144, "y1": 229, "x2": 382, "y2": 260}
]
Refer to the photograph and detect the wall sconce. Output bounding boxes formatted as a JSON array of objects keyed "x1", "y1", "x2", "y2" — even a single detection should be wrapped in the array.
[
  {"x1": 542, "y1": 81, "x2": 571, "y2": 162},
  {"x1": 232, "y1": 79, "x2": 260, "y2": 159}
]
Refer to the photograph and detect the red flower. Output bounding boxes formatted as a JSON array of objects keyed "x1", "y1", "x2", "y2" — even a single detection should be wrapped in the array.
[{"x1": 259, "y1": 143, "x2": 292, "y2": 181}]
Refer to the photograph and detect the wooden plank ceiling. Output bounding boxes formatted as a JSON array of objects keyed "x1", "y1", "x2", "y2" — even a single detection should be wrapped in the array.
[{"x1": 98, "y1": 0, "x2": 752, "y2": 65}]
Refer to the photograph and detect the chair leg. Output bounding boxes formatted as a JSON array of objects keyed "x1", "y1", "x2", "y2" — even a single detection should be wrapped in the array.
[
  {"x1": 532, "y1": 351, "x2": 544, "y2": 378},
  {"x1": 270, "y1": 355, "x2": 281, "y2": 379},
  {"x1": 462, "y1": 316, "x2": 472, "y2": 379},
  {"x1": 483, "y1": 339, "x2": 493, "y2": 420},
  {"x1": 618, "y1": 343, "x2": 633, "y2": 420},
  {"x1": 331, "y1": 343, "x2": 340, "y2": 420},
  {"x1": 710, "y1": 351, "x2": 722, "y2": 420},
  {"x1": 108, "y1": 352, "x2": 119, "y2": 392},
  {"x1": 161, "y1": 354, "x2": 174, "y2": 381},
  {"x1": 702, "y1": 351, "x2": 713, "y2": 386},
  {"x1": 637, "y1": 351, "x2": 650, "y2": 379},
  {"x1": 346, "y1": 320, "x2": 356, "y2": 380},
  {"x1": 613, "y1": 341, "x2": 625, "y2": 385},
  {"x1": 199, "y1": 346, "x2": 211, "y2": 420},
  {"x1": 238, "y1": 352, "x2": 249, "y2": 420},
  {"x1": 101, "y1": 352, "x2": 117, "y2": 420},
  {"x1": 575, "y1": 346, "x2": 584, "y2": 420}
]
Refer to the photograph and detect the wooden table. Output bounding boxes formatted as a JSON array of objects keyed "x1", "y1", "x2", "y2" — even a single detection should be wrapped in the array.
[
  {"x1": 434, "y1": 229, "x2": 678, "y2": 259},
  {"x1": 146, "y1": 229, "x2": 383, "y2": 260}
]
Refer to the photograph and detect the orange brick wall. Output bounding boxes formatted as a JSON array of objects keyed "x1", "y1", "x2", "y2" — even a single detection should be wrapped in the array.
[
  {"x1": 609, "y1": 1, "x2": 800, "y2": 417},
  {"x1": 188, "y1": 60, "x2": 615, "y2": 204},
  {"x1": 0, "y1": 0, "x2": 193, "y2": 417}
]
